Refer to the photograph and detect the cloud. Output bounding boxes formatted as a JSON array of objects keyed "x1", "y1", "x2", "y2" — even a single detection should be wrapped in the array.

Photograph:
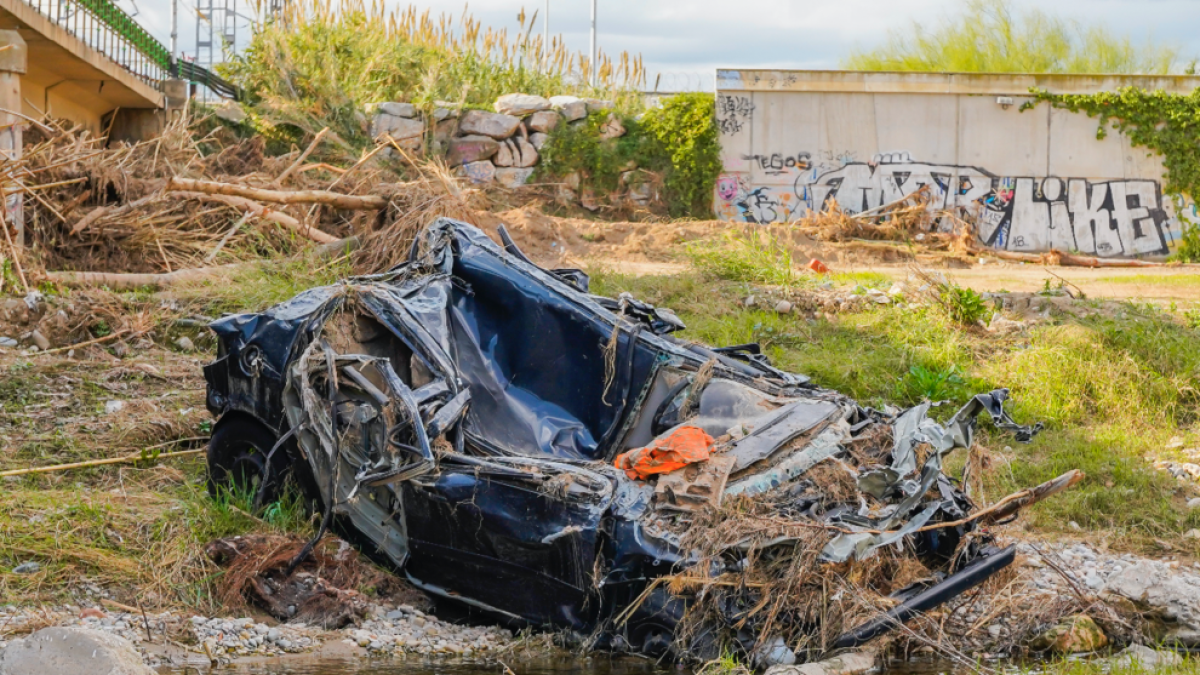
[{"x1": 130, "y1": 0, "x2": 1200, "y2": 84}]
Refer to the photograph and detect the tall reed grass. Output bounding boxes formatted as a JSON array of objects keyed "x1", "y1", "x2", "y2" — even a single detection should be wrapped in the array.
[{"x1": 222, "y1": 0, "x2": 646, "y2": 142}]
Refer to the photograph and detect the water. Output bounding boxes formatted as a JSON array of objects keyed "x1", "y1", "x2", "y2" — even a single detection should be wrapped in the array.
[{"x1": 159, "y1": 654, "x2": 676, "y2": 675}]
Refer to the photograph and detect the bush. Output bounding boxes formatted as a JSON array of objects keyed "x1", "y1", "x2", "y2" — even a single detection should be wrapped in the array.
[
  {"x1": 537, "y1": 93, "x2": 720, "y2": 218},
  {"x1": 221, "y1": 0, "x2": 644, "y2": 144}
]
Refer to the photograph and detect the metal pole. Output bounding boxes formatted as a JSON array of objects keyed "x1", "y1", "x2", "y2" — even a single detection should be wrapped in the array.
[
  {"x1": 170, "y1": 0, "x2": 178, "y2": 67},
  {"x1": 589, "y1": 0, "x2": 596, "y2": 86},
  {"x1": 543, "y1": 0, "x2": 548, "y2": 63}
]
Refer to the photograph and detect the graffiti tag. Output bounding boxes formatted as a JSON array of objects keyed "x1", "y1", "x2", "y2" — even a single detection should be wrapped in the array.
[{"x1": 717, "y1": 95, "x2": 755, "y2": 135}]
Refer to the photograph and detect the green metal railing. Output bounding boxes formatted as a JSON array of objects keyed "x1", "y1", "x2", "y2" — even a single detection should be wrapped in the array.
[
  {"x1": 20, "y1": 0, "x2": 241, "y2": 98},
  {"x1": 25, "y1": 0, "x2": 169, "y2": 84}
]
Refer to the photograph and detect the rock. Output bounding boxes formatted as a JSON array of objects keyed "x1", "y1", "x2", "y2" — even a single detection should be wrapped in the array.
[
  {"x1": 752, "y1": 636, "x2": 795, "y2": 668},
  {"x1": 104, "y1": 401, "x2": 125, "y2": 415},
  {"x1": 446, "y1": 135, "x2": 500, "y2": 166},
  {"x1": 494, "y1": 138, "x2": 536, "y2": 168},
  {"x1": 1188, "y1": 497, "x2": 1200, "y2": 510},
  {"x1": 1185, "y1": 529, "x2": 1200, "y2": 540},
  {"x1": 1029, "y1": 615, "x2": 1108, "y2": 653},
  {"x1": 1104, "y1": 559, "x2": 1200, "y2": 630},
  {"x1": 764, "y1": 650, "x2": 876, "y2": 675},
  {"x1": 599, "y1": 113, "x2": 626, "y2": 139},
  {"x1": 459, "y1": 160, "x2": 496, "y2": 184},
  {"x1": 529, "y1": 132, "x2": 550, "y2": 150},
  {"x1": 626, "y1": 180, "x2": 652, "y2": 206},
  {"x1": 12, "y1": 562, "x2": 39, "y2": 574},
  {"x1": 494, "y1": 93, "x2": 550, "y2": 116},
  {"x1": 174, "y1": 336, "x2": 195, "y2": 352},
  {"x1": 371, "y1": 114, "x2": 424, "y2": 141},
  {"x1": 0, "y1": 626, "x2": 154, "y2": 674},
  {"x1": 1109, "y1": 644, "x2": 1182, "y2": 669},
  {"x1": 580, "y1": 187, "x2": 600, "y2": 212},
  {"x1": 0, "y1": 337, "x2": 16, "y2": 348},
  {"x1": 494, "y1": 168, "x2": 534, "y2": 189},
  {"x1": 375, "y1": 102, "x2": 417, "y2": 118},
  {"x1": 512, "y1": 138, "x2": 538, "y2": 168},
  {"x1": 526, "y1": 110, "x2": 560, "y2": 133},
  {"x1": 78, "y1": 608, "x2": 105, "y2": 619},
  {"x1": 585, "y1": 98, "x2": 615, "y2": 112},
  {"x1": 214, "y1": 101, "x2": 247, "y2": 124},
  {"x1": 28, "y1": 330, "x2": 49, "y2": 351},
  {"x1": 775, "y1": 300, "x2": 793, "y2": 314},
  {"x1": 549, "y1": 95, "x2": 587, "y2": 121},
  {"x1": 458, "y1": 110, "x2": 522, "y2": 139},
  {"x1": 431, "y1": 107, "x2": 455, "y2": 122}
]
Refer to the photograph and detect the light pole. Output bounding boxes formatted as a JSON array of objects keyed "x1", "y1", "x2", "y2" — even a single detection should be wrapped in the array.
[
  {"x1": 589, "y1": 0, "x2": 596, "y2": 86},
  {"x1": 170, "y1": 0, "x2": 178, "y2": 70},
  {"x1": 543, "y1": 0, "x2": 548, "y2": 59}
]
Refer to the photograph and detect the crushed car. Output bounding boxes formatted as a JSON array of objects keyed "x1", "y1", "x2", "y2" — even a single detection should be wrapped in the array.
[{"x1": 203, "y1": 218, "x2": 1073, "y2": 664}]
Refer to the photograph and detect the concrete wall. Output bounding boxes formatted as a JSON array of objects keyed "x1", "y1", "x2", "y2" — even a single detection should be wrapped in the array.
[{"x1": 714, "y1": 70, "x2": 1200, "y2": 258}]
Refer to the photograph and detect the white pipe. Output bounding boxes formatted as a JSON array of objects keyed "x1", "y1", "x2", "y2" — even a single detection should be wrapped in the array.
[{"x1": 170, "y1": 0, "x2": 178, "y2": 66}]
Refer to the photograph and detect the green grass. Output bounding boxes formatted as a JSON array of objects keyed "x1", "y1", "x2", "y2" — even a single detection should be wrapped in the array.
[
  {"x1": 591, "y1": 269, "x2": 1200, "y2": 548},
  {"x1": 832, "y1": 271, "x2": 894, "y2": 288},
  {"x1": 686, "y1": 230, "x2": 806, "y2": 288},
  {"x1": 174, "y1": 247, "x2": 353, "y2": 316},
  {"x1": 1094, "y1": 274, "x2": 1200, "y2": 287},
  {"x1": 1036, "y1": 654, "x2": 1200, "y2": 675}
]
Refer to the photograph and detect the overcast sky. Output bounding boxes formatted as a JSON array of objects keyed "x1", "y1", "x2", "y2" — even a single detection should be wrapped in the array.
[{"x1": 125, "y1": 0, "x2": 1200, "y2": 86}]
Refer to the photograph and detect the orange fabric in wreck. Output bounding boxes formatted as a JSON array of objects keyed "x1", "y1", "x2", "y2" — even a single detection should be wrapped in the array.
[{"x1": 613, "y1": 426, "x2": 714, "y2": 480}]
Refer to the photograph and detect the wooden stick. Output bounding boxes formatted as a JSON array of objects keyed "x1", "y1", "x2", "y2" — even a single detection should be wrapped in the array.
[
  {"x1": 273, "y1": 127, "x2": 329, "y2": 187},
  {"x1": 36, "y1": 329, "x2": 129, "y2": 355},
  {"x1": 0, "y1": 202, "x2": 27, "y2": 293},
  {"x1": 168, "y1": 176, "x2": 387, "y2": 211},
  {"x1": 167, "y1": 191, "x2": 338, "y2": 243},
  {"x1": 328, "y1": 143, "x2": 389, "y2": 189},
  {"x1": 71, "y1": 192, "x2": 162, "y2": 235},
  {"x1": 0, "y1": 448, "x2": 205, "y2": 477},
  {"x1": 100, "y1": 599, "x2": 141, "y2": 614},
  {"x1": 204, "y1": 211, "x2": 253, "y2": 263}
]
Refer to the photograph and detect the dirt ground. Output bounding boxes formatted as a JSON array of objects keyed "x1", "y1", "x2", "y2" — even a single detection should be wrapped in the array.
[{"x1": 487, "y1": 206, "x2": 1200, "y2": 303}]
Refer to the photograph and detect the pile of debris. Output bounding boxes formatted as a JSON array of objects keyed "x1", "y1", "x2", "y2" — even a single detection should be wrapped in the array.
[{"x1": 0, "y1": 112, "x2": 489, "y2": 289}]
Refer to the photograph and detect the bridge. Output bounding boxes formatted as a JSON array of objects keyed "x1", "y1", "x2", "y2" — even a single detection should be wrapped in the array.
[{"x1": 0, "y1": 0, "x2": 235, "y2": 138}]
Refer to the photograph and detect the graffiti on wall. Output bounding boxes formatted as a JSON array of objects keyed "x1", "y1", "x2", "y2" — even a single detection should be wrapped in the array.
[
  {"x1": 714, "y1": 152, "x2": 1179, "y2": 257},
  {"x1": 717, "y1": 95, "x2": 755, "y2": 135}
]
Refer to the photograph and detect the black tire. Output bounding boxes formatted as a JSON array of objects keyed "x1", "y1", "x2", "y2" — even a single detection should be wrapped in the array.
[{"x1": 206, "y1": 416, "x2": 289, "y2": 505}]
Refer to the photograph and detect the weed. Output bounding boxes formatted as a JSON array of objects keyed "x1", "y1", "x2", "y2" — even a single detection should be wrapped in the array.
[
  {"x1": 686, "y1": 230, "x2": 803, "y2": 287},
  {"x1": 944, "y1": 283, "x2": 991, "y2": 325},
  {"x1": 902, "y1": 364, "x2": 967, "y2": 403}
]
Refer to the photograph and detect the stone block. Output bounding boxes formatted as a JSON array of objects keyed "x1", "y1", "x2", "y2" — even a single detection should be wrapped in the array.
[
  {"x1": 460, "y1": 160, "x2": 495, "y2": 184},
  {"x1": 527, "y1": 110, "x2": 560, "y2": 133},
  {"x1": 372, "y1": 114, "x2": 424, "y2": 141},
  {"x1": 459, "y1": 110, "x2": 522, "y2": 139},
  {"x1": 529, "y1": 132, "x2": 549, "y2": 150},
  {"x1": 599, "y1": 113, "x2": 626, "y2": 140},
  {"x1": 377, "y1": 101, "x2": 417, "y2": 118},
  {"x1": 585, "y1": 98, "x2": 615, "y2": 113},
  {"x1": 494, "y1": 138, "x2": 537, "y2": 168},
  {"x1": 549, "y1": 96, "x2": 587, "y2": 121},
  {"x1": 495, "y1": 168, "x2": 535, "y2": 188},
  {"x1": 494, "y1": 93, "x2": 550, "y2": 116},
  {"x1": 446, "y1": 135, "x2": 500, "y2": 166}
]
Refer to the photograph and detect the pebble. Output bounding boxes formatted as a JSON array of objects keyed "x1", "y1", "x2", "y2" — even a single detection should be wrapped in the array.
[
  {"x1": 174, "y1": 336, "x2": 195, "y2": 352},
  {"x1": 12, "y1": 562, "x2": 39, "y2": 574}
]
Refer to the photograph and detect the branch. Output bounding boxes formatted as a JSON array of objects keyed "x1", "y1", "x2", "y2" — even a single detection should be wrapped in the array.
[
  {"x1": 167, "y1": 191, "x2": 338, "y2": 244},
  {"x1": 167, "y1": 176, "x2": 387, "y2": 211}
]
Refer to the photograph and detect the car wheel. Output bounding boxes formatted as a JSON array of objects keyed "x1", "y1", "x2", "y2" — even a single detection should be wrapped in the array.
[{"x1": 207, "y1": 416, "x2": 288, "y2": 504}]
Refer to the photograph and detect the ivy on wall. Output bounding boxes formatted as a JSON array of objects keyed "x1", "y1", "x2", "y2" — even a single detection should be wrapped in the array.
[
  {"x1": 537, "y1": 93, "x2": 721, "y2": 218},
  {"x1": 1024, "y1": 87, "x2": 1200, "y2": 260}
]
